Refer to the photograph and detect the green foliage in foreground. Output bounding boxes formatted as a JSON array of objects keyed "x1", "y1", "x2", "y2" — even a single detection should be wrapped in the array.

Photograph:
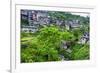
[
  {"x1": 21, "y1": 25, "x2": 89, "y2": 63},
  {"x1": 71, "y1": 44, "x2": 90, "y2": 60}
]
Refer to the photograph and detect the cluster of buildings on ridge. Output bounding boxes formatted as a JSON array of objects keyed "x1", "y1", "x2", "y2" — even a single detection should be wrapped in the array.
[{"x1": 21, "y1": 10, "x2": 81, "y2": 32}]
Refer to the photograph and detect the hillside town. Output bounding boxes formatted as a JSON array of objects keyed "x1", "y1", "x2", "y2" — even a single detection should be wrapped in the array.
[
  {"x1": 21, "y1": 10, "x2": 90, "y2": 62},
  {"x1": 21, "y1": 10, "x2": 89, "y2": 44},
  {"x1": 21, "y1": 10, "x2": 82, "y2": 32}
]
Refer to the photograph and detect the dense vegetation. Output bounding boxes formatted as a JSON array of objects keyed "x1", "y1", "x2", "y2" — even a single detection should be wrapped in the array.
[{"x1": 21, "y1": 25, "x2": 89, "y2": 62}]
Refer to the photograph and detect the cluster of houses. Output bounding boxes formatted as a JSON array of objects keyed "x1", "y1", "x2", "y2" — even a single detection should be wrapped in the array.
[
  {"x1": 21, "y1": 10, "x2": 81, "y2": 32},
  {"x1": 21, "y1": 10, "x2": 89, "y2": 44},
  {"x1": 78, "y1": 32, "x2": 89, "y2": 44},
  {"x1": 21, "y1": 10, "x2": 51, "y2": 32}
]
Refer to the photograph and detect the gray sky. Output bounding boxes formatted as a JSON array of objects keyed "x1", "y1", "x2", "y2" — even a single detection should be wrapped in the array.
[{"x1": 71, "y1": 13, "x2": 90, "y2": 17}]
